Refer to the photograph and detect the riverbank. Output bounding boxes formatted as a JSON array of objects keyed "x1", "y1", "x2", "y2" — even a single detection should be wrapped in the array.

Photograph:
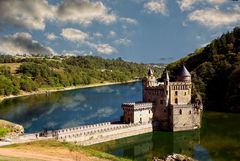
[
  {"x1": 0, "y1": 80, "x2": 140, "y2": 103},
  {"x1": 0, "y1": 140, "x2": 130, "y2": 161}
]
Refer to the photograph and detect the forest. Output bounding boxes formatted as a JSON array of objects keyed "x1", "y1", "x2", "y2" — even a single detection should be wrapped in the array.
[
  {"x1": 167, "y1": 27, "x2": 240, "y2": 112},
  {"x1": 0, "y1": 55, "x2": 160, "y2": 97}
]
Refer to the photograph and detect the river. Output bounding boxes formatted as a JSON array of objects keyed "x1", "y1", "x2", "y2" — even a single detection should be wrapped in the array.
[{"x1": 0, "y1": 82, "x2": 239, "y2": 160}]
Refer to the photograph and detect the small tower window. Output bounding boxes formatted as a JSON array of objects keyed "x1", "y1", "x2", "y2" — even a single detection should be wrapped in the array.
[
  {"x1": 175, "y1": 91, "x2": 178, "y2": 96},
  {"x1": 175, "y1": 98, "x2": 178, "y2": 104},
  {"x1": 149, "y1": 110, "x2": 151, "y2": 114},
  {"x1": 160, "y1": 100, "x2": 163, "y2": 104},
  {"x1": 189, "y1": 110, "x2": 191, "y2": 114},
  {"x1": 179, "y1": 109, "x2": 182, "y2": 115},
  {"x1": 184, "y1": 92, "x2": 187, "y2": 96}
]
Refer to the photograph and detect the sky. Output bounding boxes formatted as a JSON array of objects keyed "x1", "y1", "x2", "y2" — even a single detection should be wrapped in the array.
[{"x1": 0, "y1": 0, "x2": 240, "y2": 64}]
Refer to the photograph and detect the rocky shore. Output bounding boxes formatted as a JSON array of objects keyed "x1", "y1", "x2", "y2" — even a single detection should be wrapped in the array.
[
  {"x1": 153, "y1": 154, "x2": 197, "y2": 161},
  {"x1": 0, "y1": 120, "x2": 24, "y2": 138}
]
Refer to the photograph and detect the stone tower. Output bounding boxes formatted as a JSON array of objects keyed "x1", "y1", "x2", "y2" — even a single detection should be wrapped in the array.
[{"x1": 122, "y1": 65, "x2": 203, "y2": 132}]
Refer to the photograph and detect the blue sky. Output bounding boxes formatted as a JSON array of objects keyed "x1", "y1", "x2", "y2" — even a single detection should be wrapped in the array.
[{"x1": 0, "y1": 0, "x2": 240, "y2": 63}]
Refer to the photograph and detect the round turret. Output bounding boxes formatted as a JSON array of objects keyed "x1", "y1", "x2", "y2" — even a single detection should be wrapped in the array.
[
  {"x1": 177, "y1": 65, "x2": 191, "y2": 82},
  {"x1": 143, "y1": 68, "x2": 157, "y2": 87}
]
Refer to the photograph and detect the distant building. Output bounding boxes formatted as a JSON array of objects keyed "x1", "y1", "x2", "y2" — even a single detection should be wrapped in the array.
[{"x1": 122, "y1": 65, "x2": 203, "y2": 131}]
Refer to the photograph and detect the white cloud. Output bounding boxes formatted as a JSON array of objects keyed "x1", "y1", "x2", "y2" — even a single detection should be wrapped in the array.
[
  {"x1": 0, "y1": 0, "x2": 116, "y2": 30},
  {"x1": 93, "y1": 44, "x2": 117, "y2": 55},
  {"x1": 61, "y1": 28, "x2": 88, "y2": 42},
  {"x1": 109, "y1": 31, "x2": 116, "y2": 37},
  {"x1": 120, "y1": 17, "x2": 138, "y2": 25},
  {"x1": 200, "y1": 42, "x2": 210, "y2": 47},
  {"x1": 93, "y1": 32, "x2": 103, "y2": 38},
  {"x1": 177, "y1": 0, "x2": 227, "y2": 11},
  {"x1": 177, "y1": 0, "x2": 197, "y2": 11},
  {"x1": 114, "y1": 38, "x2": 131, "y2": 46},
  {"x1": 56, "y1": 0, "x2": 116, "y2": 26},
  {"x1": 206, "y1": 0, "x2": 226, "y2": 5},
  {"x1": 188, "y1": 8, "x2": 240, "y2": 28},
  {"x1": 45, "y1": 33, "x2": 58, "y2": 41},
  {"x1": 0, "y1": 32, "x2": 55, "y2": 56},
  {"x1": 0, "y1": 0, "x2": 55, "y2": 30},
  {"x1": 144, "y1": 0, "x2": 168, "y2": 15}
]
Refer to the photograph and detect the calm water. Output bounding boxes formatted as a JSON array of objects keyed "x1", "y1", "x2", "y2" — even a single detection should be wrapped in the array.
[
  {"x1": 0, "y1": 82, "x2": 239, "y2": 161},
  {"x1": 0, "y1": 82, "x2": 142, "y2": 133}
]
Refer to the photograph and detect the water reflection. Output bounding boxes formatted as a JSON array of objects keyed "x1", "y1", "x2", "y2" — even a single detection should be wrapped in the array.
[
  {"x1": 91, "y1": 130, "x2": 201, "y2": 161},
  {"x1": 91, "y1": 112, "x2": 240, "y2": 161},
  {"x1": 0, "y1": 82, "x2": 142, "y2": 133}
]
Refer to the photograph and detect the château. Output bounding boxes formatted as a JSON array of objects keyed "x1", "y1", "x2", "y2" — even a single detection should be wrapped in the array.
[{"x1": 122, "y1": 66, "x2": 203, "y2": 131}]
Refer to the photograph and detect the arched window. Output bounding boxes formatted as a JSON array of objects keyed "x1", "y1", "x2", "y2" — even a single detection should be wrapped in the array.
[
  {"x1": 175, "y1": 98, "x2": 178, "y2": 104},
  {"x1": 175, "y1": 91, "x2": 178, "y2": 96},
  {"x1": 189, "y1": 110, "x2": 191, "y2": 114},
  {"x1": 179, "y1": 109, "x2": 182, "y2": 115}
]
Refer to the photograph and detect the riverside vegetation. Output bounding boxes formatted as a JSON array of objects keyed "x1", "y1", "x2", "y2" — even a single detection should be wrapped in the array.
[
  {"x1": 0, "y1": 55, "x2": 160, "y2": 98},
  {"x1": 167, "y1": 27, "x2": 240, "y2": 112}
]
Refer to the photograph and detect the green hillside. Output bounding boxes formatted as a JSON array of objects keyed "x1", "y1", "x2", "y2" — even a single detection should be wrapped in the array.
[
  {"x1": 0, "y1": 55, "x2": 161, "y2": 97},
  {"x1": 167, "y1": 27, "x2": 240, "y2": 112}
]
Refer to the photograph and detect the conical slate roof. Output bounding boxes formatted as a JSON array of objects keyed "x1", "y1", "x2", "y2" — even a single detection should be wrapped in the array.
[
  {"x1": 147, "y1": 68, "x2": 154, "y2": 76},
  {"x1": 178, "y1": 65, "x2": 191, "y2": 77},
  {"x1": 177, "y1": 65, "x2": 191, "y2": 82}
]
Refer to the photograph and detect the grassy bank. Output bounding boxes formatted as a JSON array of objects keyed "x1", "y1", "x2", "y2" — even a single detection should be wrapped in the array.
[{"x1": 1, "y1": 140, "x2": 130, "y2": 161}]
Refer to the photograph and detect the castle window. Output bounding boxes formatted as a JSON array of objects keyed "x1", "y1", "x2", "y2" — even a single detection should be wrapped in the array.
[
  {"x1": 160, "y1": 100, "x2": 163, "y2": 104},
  {"x1": 175, "y1": 98, "x2": 178, "y2": 104},
  {"x1": 175, "y1": 91, "x2": 178, "y2": 96},
  {"x1": 184, "y1": 92, "x2": 187, "y2": 96},
  {"x1": 149, "y1": 110, "x2": 151, "y2": 114},
  {"x1": 166, "y1": 90, "x2": 168, "y2": 95},
  {"x1": 189, "y1": 110, "x2": 191, "y2": 114},
  {"x1": 179, "y1": 109, "x2": 182, "y2": 115}
]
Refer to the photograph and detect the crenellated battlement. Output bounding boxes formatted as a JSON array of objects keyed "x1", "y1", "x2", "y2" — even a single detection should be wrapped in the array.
[
  {"x1": 55, "y1": 122, "x2": 111, "y2": 134},
  {"x1": 122, "y1": 102, "x2": 153, "y2": 108},
  {"x1": 55, "y1": 122, "x2": 152, "y2": 145}
]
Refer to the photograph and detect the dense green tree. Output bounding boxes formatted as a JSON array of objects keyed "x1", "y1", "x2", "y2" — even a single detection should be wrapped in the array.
[{"x1": 167, "y1": 27, "x2": 240, "y2": 112}]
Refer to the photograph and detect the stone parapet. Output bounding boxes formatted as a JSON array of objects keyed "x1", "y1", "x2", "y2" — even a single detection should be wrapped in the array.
[
  {"x1": 56, "y1": 122, "x2": 153, "y2": 146},
  {"x1": 122, "y1": 102, "x2": 153, "y2": 110}
]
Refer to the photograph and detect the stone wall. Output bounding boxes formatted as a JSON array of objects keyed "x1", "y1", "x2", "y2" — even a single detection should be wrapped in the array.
[
  {"x1": 122, "y1": 103, "x2": 153, "y2": 124},
  {"x1": 55, "y1": 122, "x2": 153, "y2": 146},
  {"x1": 170, "y1": 105, "x2": 201, "y2": 131},
  {"x1": 169, "y1": 82, "x2": 191, "y2": 106}
]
